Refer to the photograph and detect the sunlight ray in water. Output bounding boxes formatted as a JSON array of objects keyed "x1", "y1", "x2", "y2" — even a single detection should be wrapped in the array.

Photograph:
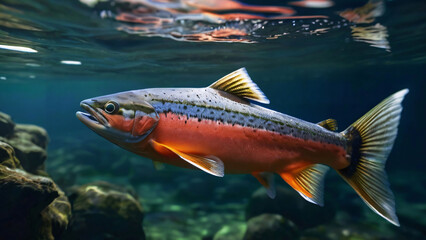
[
  {"x1": 25, "y1": 63, "x2": 41, "y2": 67},
  {"x1": 60, "y1": 60, "x2": 82, "y2": 65},
  {"x1": 0, "y1": 44, "x2": 38, "y2": 53}
]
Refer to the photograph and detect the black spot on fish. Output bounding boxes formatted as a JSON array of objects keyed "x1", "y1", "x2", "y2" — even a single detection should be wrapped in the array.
[{"x1": 198, "y1": 118, "x2": 201, "y2": 122}]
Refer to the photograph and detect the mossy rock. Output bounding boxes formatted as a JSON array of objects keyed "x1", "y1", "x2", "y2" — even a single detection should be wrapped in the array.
[
  {"x1": 0, "y1": 166, "x2": 60, "y2": 240},
  {"x1": 213, "y1": 222, "x2": 247, "y2": 240},
  {"x1": 244, "y1": 214, "x2": 298, "y2": 240},
  {"x1": 66, "y1": 181, "x2": 145, "y2": 240},
  {"x1": 0, "y1": 141, "x2": 21, "y2": 168},
  {"x1": 14, "y1": 124, "x2": 49, "y2": 149},
  {"x1": 42, "y1": 188, "x2": 72, "y2": 239},
  {"x1": 0, "y1": 112, "x2": 15, "y2": 137},
  {"x1": 246, "y1": 187, "x2": 336, "y2": 229},
  {"x1": 6, "y1": 124, "x2": 49, "y2": 175}
]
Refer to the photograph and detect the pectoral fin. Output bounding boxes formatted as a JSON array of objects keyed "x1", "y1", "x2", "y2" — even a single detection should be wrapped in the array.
[
  {"x1": 150, "y1": 140, "x2": 224, "y2": 177},
  {"x1": 279, "y1": 164, "x2": 329, "y2": 206},
  {"x1": 252, "y1": 172, "x2": 276, "y2": 199}
]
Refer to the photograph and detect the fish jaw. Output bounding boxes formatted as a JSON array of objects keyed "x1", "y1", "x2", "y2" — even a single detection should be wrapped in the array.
[
  {"x1": 76, "y1": 100, "x2": 110, "y2": 130},
  {"x1": 76, "y1": 99, "x2": 141, "y2": 143}
]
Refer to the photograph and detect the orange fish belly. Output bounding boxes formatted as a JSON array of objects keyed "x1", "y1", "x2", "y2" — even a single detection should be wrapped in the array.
[{"x1": 141, "y1": 113, "x2": 349, "y2": 174}]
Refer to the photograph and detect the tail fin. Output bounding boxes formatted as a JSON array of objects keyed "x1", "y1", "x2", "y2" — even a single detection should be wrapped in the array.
[{"x1": 339, "y1": 89, "x2": 408, "y2": 226}]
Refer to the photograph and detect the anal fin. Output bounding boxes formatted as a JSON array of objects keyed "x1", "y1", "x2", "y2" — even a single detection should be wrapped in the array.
[
  {"x1": 252, "y1": 172, "x2": 276, "y2": 199},
  {"x1": 279, "y1": 164, "x2": 329, "y2": 206},
  {"x1": 150, "y1": 140, "x2": 224, "y2": 177}
]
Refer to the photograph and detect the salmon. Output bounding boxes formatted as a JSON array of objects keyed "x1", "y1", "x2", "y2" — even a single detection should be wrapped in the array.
[{"x1": 76, "y1": 68, "x2": 408, "y2": 226}]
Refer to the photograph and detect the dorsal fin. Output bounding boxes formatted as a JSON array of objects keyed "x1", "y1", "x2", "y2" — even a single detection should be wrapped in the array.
[
  {"x1": 208, "y1": 68, "x2": 270, "y2": 104},
  {"x1": 317, "y1": 119, "x2": 338, "y2": 131}
]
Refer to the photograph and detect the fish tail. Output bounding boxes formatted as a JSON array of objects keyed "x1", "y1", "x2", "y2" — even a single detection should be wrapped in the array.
[{"x1": 338, "y1": 89, "x2": 409, "y2": 226}]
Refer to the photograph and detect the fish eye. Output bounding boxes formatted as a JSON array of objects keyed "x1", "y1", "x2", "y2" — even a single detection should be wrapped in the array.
[{"x1": 104, "y1": 101, "x2": 119, "y2": 114}]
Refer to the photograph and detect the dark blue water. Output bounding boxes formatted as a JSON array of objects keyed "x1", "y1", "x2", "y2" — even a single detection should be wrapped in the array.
[{"x1": 0, "y1": 0, "x2": 425, "y2": 239}]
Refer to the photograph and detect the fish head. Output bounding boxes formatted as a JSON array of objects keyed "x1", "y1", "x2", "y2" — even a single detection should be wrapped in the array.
[{"x1": 76, "y1": 91, "x2": 159, "y2": 143}]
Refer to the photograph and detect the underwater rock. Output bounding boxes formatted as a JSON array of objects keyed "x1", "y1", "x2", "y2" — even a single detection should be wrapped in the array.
[
  {"x1": 213, "y1": 222, "x2": 247, "y2": 240},
  {"x1": 0, "y1": 164, "x2": 58, "y2": 239},
  {"x1": 47, "y1": 142, "x2": 146, "y2": 188},
  {"x1": 46, "y1": 148, "x2": 96, "y2": 188},
  {"x1": 7, "y1": 124, "x2": 49, "y2": 175},
  {"x1": 0, "y1": 141, "x2": 21, "y2": 168},
  {"x1": 0, "y1": 165, "x2": 71, "y2": 240},
  {"x1": 243, "y1": 214, "x2": 298, "y2": 240},
  {"x1": 246, "y1": 186, "x2": 336, "y2": 229},
  {"x1": 66, "y1": 181, "x2": 145, "y2": 240},
  {"x1": 0, "y1": 112, "x2": 49, "y2": 175},
  {"x1": 0, "y1": 112, "x2": 15, "y2": 137},
  {"x1": 0, "y1": 127, "x2": 71, "y2": 240},
  {"x1": 14, "y1": 124, "x2": 49, "y2": 149},
  {"x1": 44, "y1": 188, "x2": 72, "y2": 239}
]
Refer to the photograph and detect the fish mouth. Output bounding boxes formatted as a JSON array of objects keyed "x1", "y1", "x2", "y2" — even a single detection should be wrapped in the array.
[
  {"x1": 76, "y1": 101, "x2": 110, "y2": 129},
  {"x1": 76, "y1": 100, "x2": 143, "y2": 143}
]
